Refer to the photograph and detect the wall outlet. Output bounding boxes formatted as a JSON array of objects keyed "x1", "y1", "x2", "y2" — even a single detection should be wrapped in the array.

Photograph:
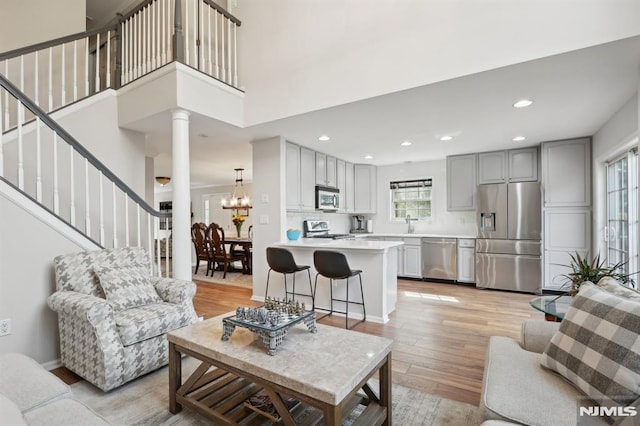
[{"x1": 0, "y1": 319, "x2": 11, "y2": 336}]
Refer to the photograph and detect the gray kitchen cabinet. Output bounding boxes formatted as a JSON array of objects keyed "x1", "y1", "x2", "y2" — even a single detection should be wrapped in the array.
[
  {"x1": 508, "y1": 147, "x2": 538, "y2": 182},
  {"x1": 542, "y1": 138, "x2": 591, "y2": 207},
  {"x1": 384, "y1": 237, "x2": 404, "y2": 276},
  {"x1": 300, "y1": 146, "x2": 316, "y2": 210},
  {"x1": 354, "y1": 164, "x2": 377, "y2": 213},
  {"x1": 326, "y1": 156, "x2": 337, "y2": 187},
  {"x1": 285, "y1": 142, "x2": 301, "y2": 210},
  {"x1": 456, "y1": 239, "x2": 475, "y2": 283},
  {"x1": 344, "y1": 162, "x2": 355, "y2": 212},
  {"x1": 478, "y1": 151, "x2": 507, "y2": 184},
  {"x1": 402, "y1": 238, "x2": 422, "y2": 278},
  {"x1": 446, "y1": 154, "x2": 477, "y2": 211},
  {"x1": 541, "y1": 138, "x2": 592, "y2": 290},
  {"x1": 336, "y1": 159, "x2": 346, "y2": 212},
  {"x1": 286, "y1": 142, "x2": 316, "y2": 211},
  {"x1": 315, "y1": 152, "x2": 337, "y2": 187},
  {"x1": 315, "y1": 152, "x2": 327, "y2": 186}
]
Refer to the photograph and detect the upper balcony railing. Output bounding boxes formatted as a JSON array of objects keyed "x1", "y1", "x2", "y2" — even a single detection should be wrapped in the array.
[{"x1": 0, "y1": 0, "x2": 241, "y2": 129}]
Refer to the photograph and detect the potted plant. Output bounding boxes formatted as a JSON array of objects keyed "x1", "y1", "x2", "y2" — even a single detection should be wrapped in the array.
[{"x1": 561, "y1": 251, "x2": 633, "y2": 296}]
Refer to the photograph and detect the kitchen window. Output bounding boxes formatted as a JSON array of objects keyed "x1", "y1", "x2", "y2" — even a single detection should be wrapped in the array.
[
  {"x1": 390, "y1": 179, "x2": 432, "y2": 220},
  {"x1": 606, "y1": 147, "x2": 638, "y2": 279}
]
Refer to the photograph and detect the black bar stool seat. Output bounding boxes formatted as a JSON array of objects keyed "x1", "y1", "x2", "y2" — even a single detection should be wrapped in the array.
[
  {"x1": 265, "y1": 247, "x2": 314, "y2": 305},
  {"x1": 313, "y1": 250, "x2": 366, "y2": 329}
]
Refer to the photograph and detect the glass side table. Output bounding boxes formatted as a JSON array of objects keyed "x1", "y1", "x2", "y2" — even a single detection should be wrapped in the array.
[{"x1": 529, "y1": 295, "x2": 572, "y2": 322}]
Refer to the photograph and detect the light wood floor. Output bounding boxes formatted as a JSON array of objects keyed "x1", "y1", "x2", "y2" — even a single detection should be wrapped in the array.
[
  {"x1": 52, "y1": 279, "x2": 541, "y2": 407},
  {"x1": 193, "y1": 278, "x2": 540, "y2": 406}
]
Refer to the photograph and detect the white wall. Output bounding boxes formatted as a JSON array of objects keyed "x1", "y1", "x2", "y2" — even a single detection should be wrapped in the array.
[
  {"x1": 250, "y1": 136, "x2": 287, "y2": 301},
  {"x1": 372, "y1": 159, "x2": 477, "y2": 236},
  {"x1": 592, "y1": 93, "x2": 639, "y2": 256},
  {"x1": 0, "y1": 187, "x2": 98, "y2": 365},
  {"x1": 236, "y1": 0, "x2": 640, "y2": 126},
  {"x1": 0, "y1": 0, "x2": 85, "y2": 52}
]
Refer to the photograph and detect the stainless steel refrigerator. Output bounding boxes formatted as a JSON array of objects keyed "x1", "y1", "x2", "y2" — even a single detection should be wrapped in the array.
[{"x1": 476, "y1": 182, "x2": 542, "y2": 294}]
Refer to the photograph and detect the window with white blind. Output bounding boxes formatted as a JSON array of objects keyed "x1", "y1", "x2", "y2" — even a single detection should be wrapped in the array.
[
  {"x1": 606, "y1": 148, "x2": 638, "y2": 280},
  {"x1": 390, "y1": 179, "x2": 433, "y2": 220}
]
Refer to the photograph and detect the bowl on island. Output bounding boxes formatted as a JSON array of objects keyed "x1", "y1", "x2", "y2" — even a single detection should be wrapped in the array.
[{"x1": 286, "y1": 229, "x2": 301, "y2": 240}]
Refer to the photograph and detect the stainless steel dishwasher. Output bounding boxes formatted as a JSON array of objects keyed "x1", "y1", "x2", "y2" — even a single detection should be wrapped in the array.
[{"x1": 422, "y1": 238, "x2": 457, "y2": 281}]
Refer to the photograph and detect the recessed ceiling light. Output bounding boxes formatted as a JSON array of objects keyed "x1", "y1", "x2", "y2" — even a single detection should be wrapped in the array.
[
  {"x1": 401, "y1": 141, "x2": 412, "y2": 146},
  {"x1": 318, "y1": 135, "x2": 330, "y2": 141},
  {"x1": 364, "y1": 155, "x2": 373, "y2": 160},
  {"x1": 512, "y1": 136, "x2": 526, "y2": 142},
  {"x1": 440, "y1": 136, "x2": 453, "y2": 141},
  {"x1": 513, "y1": 99, "x2": 533, "y2": 108}
]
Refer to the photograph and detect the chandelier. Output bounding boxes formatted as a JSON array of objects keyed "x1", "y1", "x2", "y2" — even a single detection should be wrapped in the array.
[
  {"x1": 155, "y1": 176, "x2": 171, "y2": 186},
  {"x1": 221, "y1": 168, "x2": 252, "y2": 210}
]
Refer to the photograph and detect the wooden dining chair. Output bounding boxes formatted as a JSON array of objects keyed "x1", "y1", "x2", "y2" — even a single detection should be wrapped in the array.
[
  {"x1": 207, "y1": 222, "x2": 246, "y2": 278},
  {"x1": 191, "y1": 222, "x2": 213, "y2": 276}
]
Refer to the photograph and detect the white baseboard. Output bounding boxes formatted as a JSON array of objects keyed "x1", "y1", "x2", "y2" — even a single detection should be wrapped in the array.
[{"x1": 42, "y1": 358, "x2": 62, "y2": 371}]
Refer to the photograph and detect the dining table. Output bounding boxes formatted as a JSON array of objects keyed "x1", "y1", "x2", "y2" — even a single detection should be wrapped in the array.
[{"x1": 224, "y1": 236, "x2": 252, "y2": 274}]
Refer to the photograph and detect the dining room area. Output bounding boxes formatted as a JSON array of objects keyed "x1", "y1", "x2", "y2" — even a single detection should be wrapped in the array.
[{"x1": 154, "y1": 168, "x2": 254, "y2": 289}]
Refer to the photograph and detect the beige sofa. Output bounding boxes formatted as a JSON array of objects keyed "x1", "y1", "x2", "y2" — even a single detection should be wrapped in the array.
[
  {"x1": 481, "y1": 278, "x2": 640, "y2": 426},
  {"x1": 0, "y1": 353, "x2": 109, "y2": 425},
  {"x1": 480, "y1": 320, "x2": 608, "y2": 426}
]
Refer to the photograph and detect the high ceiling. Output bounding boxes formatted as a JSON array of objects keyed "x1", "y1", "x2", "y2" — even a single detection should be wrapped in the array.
[{"x1": 87, "y1": 1, "x2": 640, "y2": 187}]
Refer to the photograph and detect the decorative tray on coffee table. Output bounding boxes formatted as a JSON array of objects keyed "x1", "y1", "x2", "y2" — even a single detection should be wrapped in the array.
[{"x1": 221, "y1": 298, "x2": 317, "y2": 355}]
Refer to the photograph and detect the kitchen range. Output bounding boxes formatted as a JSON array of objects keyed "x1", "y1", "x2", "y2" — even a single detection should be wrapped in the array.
[{"x1": 303, "y1": 220, "x2": 354, "y2": 240}]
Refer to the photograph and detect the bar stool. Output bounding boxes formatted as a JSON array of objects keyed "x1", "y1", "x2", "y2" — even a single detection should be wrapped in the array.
[
  {"x1": 313, "y1": 250, "x2": 366, "y2": 329},
  {"x1": 265, "y1": 247, "x2": 314, "y2": 305}
]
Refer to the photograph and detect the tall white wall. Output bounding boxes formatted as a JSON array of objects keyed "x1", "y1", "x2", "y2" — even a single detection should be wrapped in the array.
[
  {"x1": 236, "y1": 0, "x2": 640, "y2": 126},
  {"x1": 0, "y1": 0, "x2": 85, "y2": 52},
  {"x1": 592, "y1": 93, "x2": 639, "y2": 257},
  {"x1": 372, "y1": 159, "x2": 476, "y2": 236}
]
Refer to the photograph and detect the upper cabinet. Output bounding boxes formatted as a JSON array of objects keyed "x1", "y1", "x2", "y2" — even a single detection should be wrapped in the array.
[
  {"x1": 354, "y1": 164, "x2": 377, "y2": 213},
  {"x1": 447, "y1": 154, "x2": 477, "y2": 211},
  {"x1": 286, "y1": 142, "x2": 317, "y2": 211},
  {"x1": 508, "y1": 147, "x2": 538, "y2": 182},
  {"x1": 478, "y1": 151, "x2": 507, "y2": 184},
  {"x1": 299, "y1": 146, "x2": 316, "y2": 211},
  {"x1": 285, "y1": 142, "x2": 301, "y2": 210},
  {"x1": 316, "y1": 153, "x2": 337, "y2": 187},
  {"x1": 542, "y1": 138, "x2": 591, "y2": 207},
  {"x1": 336, "y1": 159, "x2": 346, "y2": 212},
  {"x1": 478, "y1": 147, "x2": 539, "y2": 184},
  {"x1": 344, "y1": 162, "x2": 355, "y2": 212}
]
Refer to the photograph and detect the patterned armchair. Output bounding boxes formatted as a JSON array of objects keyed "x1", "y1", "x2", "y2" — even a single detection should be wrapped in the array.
[{"x1": 47, "y1": 247, "x2": 197, "y2": 391}]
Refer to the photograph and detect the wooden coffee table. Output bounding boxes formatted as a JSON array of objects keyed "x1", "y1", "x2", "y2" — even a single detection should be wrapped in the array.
[{"x1": 167, "y1": 313, "x2": 393, "y2": 425}]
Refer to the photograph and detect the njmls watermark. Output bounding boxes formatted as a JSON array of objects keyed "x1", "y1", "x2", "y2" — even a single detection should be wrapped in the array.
[
  {"x1": 579, "y1": 406, "x2": 638, "y2": 417},
  {"x1": 577, "y1": 400, "x2": 639, "y2": 426}
]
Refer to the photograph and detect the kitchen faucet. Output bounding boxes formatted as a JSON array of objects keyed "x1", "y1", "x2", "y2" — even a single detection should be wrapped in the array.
[{"x1": 405, "y1": 214, "x2": 417, "y2": 234}]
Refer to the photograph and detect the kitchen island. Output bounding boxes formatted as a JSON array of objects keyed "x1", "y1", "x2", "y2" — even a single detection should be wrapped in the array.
[{"x1": 276, "y1": 238, "x2": 403, "y2": 324}]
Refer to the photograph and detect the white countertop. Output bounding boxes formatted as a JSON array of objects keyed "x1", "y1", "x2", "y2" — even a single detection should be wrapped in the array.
[
  {"x1": 353, "y1": 233, "x2": 477, "y2": 239},
  {"x1": 277, "y1": 238, "x2": 403, "y2": 251}
]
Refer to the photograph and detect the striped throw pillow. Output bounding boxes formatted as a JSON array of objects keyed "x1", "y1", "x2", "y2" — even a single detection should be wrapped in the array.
[{"x1": 540, "y1": 282, "x2": 640, "y2": 408}]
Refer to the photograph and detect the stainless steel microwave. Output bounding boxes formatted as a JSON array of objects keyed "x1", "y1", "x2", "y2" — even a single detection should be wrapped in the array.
[{"x1": 315, "y1": 186, "x2": 340, "y2": 211}]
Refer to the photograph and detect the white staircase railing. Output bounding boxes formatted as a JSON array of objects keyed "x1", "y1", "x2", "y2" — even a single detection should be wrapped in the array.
[
  {"x1": 0, "y1": 73, "x2": 171, "y2": 276},
  {"x1": 0, "y1": 0, "x2": 242, "y2": 129}
]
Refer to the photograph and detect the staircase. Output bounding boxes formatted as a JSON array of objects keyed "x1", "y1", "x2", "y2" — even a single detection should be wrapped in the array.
[{"x1": 0, "y1": 0, "x2": 242, "y2": 277}]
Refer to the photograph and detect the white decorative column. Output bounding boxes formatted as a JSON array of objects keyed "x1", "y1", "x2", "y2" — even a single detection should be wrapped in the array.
[{"x1": 171, "y1": 109, "x2": 191, "y2": 280}]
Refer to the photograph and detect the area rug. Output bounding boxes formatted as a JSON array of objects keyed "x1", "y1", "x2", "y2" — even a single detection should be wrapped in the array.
[
  {"x1": 191, "y1": 265, "x2": 253, "y2": 289},
  {"x1": 71, "y1": 357, "x2": 481, "y2": 425}
]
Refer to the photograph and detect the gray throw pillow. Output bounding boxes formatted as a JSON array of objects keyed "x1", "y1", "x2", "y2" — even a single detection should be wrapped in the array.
[
  {"x1": 94, "y1": 265, "x2": 162, "y2": 311},
  {"x1": 540, "y1": 282, "x2": 640, "y2": 408}
]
